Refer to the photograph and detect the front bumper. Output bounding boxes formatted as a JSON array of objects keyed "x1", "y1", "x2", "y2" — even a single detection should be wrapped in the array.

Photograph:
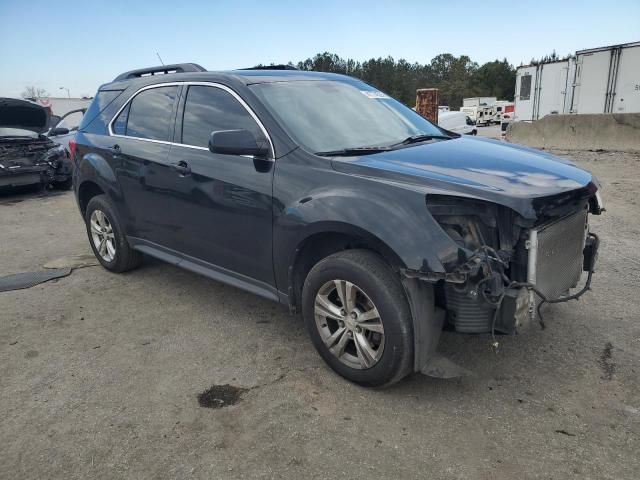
[{"x1": 0, "y1": 165, "x2": 48, "y2": 188}]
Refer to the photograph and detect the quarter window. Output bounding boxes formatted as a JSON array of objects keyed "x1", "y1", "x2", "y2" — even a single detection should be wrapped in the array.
[
  {"x1": 113, "y1": 86, "x2": 178, "y2": 141},
  {"x1": 112, "y1": 103, "x2": 130, "y2": 135},
  {"x1": 181, "y1": 86, "x2": 263, "y2": 149}
]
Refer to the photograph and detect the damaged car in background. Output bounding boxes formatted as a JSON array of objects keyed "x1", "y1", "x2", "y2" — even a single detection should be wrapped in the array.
[
  {"x1": 0, "y1": 97, "x2": 73, "y2": 190},
  {"x1": 72, "y1": 65, "x2": 603, "y2": 387}
]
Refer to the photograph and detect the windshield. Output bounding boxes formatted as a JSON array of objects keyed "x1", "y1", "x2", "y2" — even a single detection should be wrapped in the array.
[{"x1": 250, "y1": 80, "x2": 444, "y2": 154}]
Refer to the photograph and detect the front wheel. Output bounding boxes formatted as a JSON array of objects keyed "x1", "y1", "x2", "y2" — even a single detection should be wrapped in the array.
[{"x1": 302, "y1": 250, "x2": 414, "y2": 387}]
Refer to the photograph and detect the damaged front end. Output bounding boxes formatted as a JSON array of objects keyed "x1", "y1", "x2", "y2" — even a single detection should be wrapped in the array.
[
  {"x1": 404, "y1": 189, "x2": 602, "y2": 376},
  {"x1": 0, "y1": 97, "x2": 72, "y2": 189},
  {"x1": 425, "y1": 191, "x2": 601, "y2": 337},
  {"x1": 0, "y1": 138, "x2": 69, "y2": 189}
]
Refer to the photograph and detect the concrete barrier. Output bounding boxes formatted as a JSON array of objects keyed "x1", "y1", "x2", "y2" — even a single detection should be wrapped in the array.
[{"x1": 506, "y1": 113, "x2": 640, "y2": 152}]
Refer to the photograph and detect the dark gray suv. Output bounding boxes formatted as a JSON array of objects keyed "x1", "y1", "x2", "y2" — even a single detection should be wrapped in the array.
[{"x1": 73, "y1": 63, "x2": 602, "y2": 387}]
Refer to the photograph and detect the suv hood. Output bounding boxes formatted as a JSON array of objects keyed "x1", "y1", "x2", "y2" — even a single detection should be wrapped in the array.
[
  {"x1": 0, "y1": 97, "x2": 50, "y2": 134},
  {"x1": 331, "y1": 136, "x2": 595, "y2": 219}
]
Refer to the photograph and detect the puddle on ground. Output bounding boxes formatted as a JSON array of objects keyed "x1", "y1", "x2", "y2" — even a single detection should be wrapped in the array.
[{"x1": 198, "y1": 384, "x2": 248, "y2": 409}]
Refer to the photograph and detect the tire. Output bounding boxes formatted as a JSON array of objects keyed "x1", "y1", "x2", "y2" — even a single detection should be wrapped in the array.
[
  {"x1": 302, "y1": 249, "x2": 414, "y2": 387},
  {"x1": 85, "y1": 194, "x2": 143, "y2": 273}
]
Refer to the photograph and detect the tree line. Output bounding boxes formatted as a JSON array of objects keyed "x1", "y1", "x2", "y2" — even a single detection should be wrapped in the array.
[{"x1": 259, "y1": 52, "x2": 517, "y2": 110}]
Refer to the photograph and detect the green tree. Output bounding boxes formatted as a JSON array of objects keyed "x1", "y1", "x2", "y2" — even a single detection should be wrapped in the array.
[
  {"x1": 470, "y1": 59, "x2": 516, "y2": 101},
  {"x1": 276, "y1": 52, "x2": 516, "y2": 110}
]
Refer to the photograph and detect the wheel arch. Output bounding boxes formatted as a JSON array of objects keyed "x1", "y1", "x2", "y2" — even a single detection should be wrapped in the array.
[
  {"x1": 77, "y1": 180, "x2": 105, "y2": 216},
  {"x1": 287, "y1": 223, "x2": 405, "y2": 311}
]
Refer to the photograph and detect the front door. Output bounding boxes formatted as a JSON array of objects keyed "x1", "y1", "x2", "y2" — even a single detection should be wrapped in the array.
[{"x1": 166, "y1": 84, "x2": 275, "y2": 287}]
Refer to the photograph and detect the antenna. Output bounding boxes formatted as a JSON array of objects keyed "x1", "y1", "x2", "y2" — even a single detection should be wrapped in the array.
[{"x1": 156, "y1": 52, "x2": 165, "y2": 66}]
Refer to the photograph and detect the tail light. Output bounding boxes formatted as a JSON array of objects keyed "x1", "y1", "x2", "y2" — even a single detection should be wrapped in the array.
[{"x1": 69, "y1": 137, "x2": 77, "y2": 162}]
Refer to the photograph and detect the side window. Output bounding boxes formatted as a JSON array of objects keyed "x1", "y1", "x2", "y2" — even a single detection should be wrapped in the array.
[
  {"x1": 116, "y1": 86, "x2": 178, "y2": 140},
  {"x1": 181, "y1": 86, "x2": 263, "y2": 149}
]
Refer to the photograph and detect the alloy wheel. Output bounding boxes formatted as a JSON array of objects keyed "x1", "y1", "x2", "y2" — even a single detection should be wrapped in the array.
[
  {"x1": 90, "y1": 209, "x2": 116, "y2": 262},
  {"x1": 314, "y1": 279, "x2": 385, "y2": 369}
]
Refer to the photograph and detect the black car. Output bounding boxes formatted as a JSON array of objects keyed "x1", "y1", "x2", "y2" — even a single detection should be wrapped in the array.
[
  {"x1": 73, "y1": 63, "x2": 602, "y2": 387},
  {"x1": 0, "y1": 98, "x2": 73, "y2": 190}
]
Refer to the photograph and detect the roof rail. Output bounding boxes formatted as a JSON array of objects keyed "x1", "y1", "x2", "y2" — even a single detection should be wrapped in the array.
[
  {"x1": 240, "y1": 65, "x2": 298, "y2": 71},
  {"x1": 113, "y1": 63, "x2": 207, "y2": 82}
]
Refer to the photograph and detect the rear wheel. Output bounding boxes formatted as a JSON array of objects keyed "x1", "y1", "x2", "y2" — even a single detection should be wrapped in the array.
[
  {"x1": 302, "y1": 249, "x2": 413, "y2": 387},
  {"x1": 85, "y1": 194, "x2": 142, "y2": 273}
]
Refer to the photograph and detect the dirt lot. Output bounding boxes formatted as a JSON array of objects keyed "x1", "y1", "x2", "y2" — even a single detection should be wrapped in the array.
[
  {"x1": 476, "y1": 124, "x2": 503, "y2": 139},
  {"x1": 1, "y1": 150, "x2": 638, "y2": 480}
]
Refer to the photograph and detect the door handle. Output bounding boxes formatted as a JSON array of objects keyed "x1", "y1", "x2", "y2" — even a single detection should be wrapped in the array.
[
  {"x1": 171, "y1": 160, "x2": 191, "y2": 176},
  {"x1": 108, "y1": 144, "x2": 121, "y2": 155}
]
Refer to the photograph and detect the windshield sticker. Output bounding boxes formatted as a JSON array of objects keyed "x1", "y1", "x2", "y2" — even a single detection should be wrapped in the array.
[{"x1": 360, "y1": 90, "x2": 389, "y2": 99}]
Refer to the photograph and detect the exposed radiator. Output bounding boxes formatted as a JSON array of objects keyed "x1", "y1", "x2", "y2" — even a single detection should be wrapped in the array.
[
  {"x1": 528, "y1": 209, "x2": 588, "y2": 300},
  {"x1": 445, "y1": 284, "x2": 495, "y2": 333}
]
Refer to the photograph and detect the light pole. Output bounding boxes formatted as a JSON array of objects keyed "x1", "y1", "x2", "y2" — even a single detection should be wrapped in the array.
[{"x1": 59, "y1": 86, "x2": 70, "y2": 98}]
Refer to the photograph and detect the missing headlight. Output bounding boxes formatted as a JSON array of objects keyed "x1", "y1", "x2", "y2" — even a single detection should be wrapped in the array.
[{"x1": 426, "y1": 195, "x2": 531, "y2": 334}]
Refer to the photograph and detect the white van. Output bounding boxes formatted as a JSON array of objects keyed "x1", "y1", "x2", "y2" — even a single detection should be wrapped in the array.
[{"x1": 438, "y1": 111, "x2": 477, "y2": 135}]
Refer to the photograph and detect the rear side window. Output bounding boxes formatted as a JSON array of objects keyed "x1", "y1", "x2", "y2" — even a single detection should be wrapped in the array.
[
  {"x1": 79, "y1": 90, "x2": 123, "y2": 130},
  {"x1": 115, "y1": 86, "x2": 178, "y2": 141},
  {"x1": 180, "y1": 85, "x2": 263, "y2": 148}
]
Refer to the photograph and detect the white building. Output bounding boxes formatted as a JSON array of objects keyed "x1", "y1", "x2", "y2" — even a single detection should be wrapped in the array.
[{"x1": 31, "y1": 97, "x2": 93, "y2": 117}]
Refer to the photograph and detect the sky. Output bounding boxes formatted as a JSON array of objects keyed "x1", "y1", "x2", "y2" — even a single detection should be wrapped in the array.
[{"x1": 1, "y1": 0, "x2": 639, "y2": 98}]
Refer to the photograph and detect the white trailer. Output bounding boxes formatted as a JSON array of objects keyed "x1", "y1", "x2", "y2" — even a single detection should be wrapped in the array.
[
  {"x1": 570, "y1": 41, "x2": 640, "y2": 114},
  {"x1": 514, "y1": 41, "x2": 640, "y2": 121},
  {"x1": 475, "y1": 105, "x2": 496, "y2": 126},
  {"x1": 493, "y1": 100, "x2": 515, "y2": 122},
  {"x1": 513, "y1": 59, "x2": 575, "y2": 121},
  {"x1": 463, "y1": 97, "x2": 497, "y2": 108}
]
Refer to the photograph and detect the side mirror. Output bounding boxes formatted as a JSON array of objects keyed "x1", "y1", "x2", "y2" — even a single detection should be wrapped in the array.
[
  {"x1": 50, "y1": 127, "x2": 70, "y2": 136},
  {"x1": 208, "y1": 129, "x2": 270, "y2": 158}
]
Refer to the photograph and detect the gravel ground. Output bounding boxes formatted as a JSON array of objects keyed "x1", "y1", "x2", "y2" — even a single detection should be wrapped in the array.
[
  {"x1": 0, "y1": 150, "x2": 638, "y2": 479},
  {"x1": 475, "y1": 124, "x2": 503, "y2": 139}
]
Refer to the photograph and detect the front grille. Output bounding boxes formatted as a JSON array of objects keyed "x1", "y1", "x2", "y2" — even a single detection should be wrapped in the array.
[{"x1": 528, "y1": 209, "x2": 588, "y2": 300}]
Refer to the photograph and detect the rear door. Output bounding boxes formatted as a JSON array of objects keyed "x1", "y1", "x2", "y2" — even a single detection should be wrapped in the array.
[
  {"x1": 166, "y1": 83, "x2": 275, "y2": 286},
  {"x1": 109, "y1": 84, "x2": 181, "y2": 249}
]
